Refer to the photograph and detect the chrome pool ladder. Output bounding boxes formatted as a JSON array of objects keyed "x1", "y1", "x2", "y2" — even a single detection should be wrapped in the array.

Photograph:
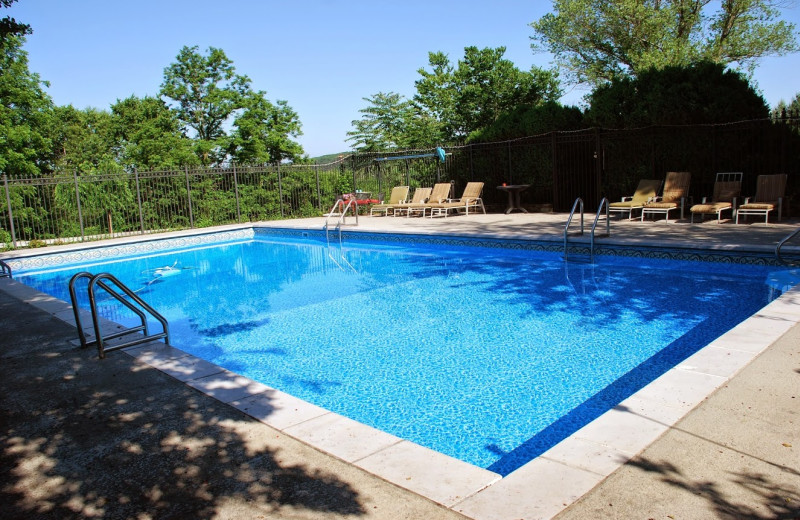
[
  {"x1": 0, "y1": 258, "x2": 11, "y2": 278},
  {"x1": 324, "y1": 198, "x2": 359, "y2": 246},
  {"x1": 776, "y1": 225, "x2": 800, "y2": 266},
  {"x1": 589, "y1": 197, "x2": 611, "y2": 263},
  {"x1": 563, "y1": 198, "x2": 584, "y2": 261},
  {"x1": 69, "y1": 272, "x2": 170, "y2": 359}
]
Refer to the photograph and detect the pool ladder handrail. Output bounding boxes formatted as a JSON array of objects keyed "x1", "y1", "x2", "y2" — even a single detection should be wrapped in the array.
[
  {"x1": 590, "y1": 197, "x2": 611, "y2": 263},
  {"x1": 324, "y1": 198, "x2": 359, "y2": 245},
  {"x1": 0, "y1": 258, "x2": 11, "y2": 278},
  {"x1": 776, "y1": 225, "x2": 800, "y2": 266},
  {"x1": 69, "y1": 272, "x2": 170, "y2": 359},
  {"x1": 563, "y1": 198, "x2": 584, "y2": 261}
]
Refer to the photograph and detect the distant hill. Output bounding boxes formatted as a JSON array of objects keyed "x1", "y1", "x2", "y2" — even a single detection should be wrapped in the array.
[{"x1": 310, "y1": 152, "x2": 350, "y2": 164}]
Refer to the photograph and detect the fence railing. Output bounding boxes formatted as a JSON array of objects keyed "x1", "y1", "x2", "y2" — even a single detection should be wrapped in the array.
[{"x1": 2, "y1": 115, "x2": 799, "y2": 249}]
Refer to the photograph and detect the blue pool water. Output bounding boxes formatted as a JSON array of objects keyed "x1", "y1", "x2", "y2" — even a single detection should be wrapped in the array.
[{"x1": 15, "y1": 232, "x2": 793, "y2": 475}]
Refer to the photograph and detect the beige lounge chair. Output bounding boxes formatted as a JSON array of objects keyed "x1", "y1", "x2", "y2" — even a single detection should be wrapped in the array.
[
  {"x1": 690, "y1": 172, "x2": 743, "y2": 223},
  {"x1": 641, "y1": 171, "x2": 691, "y2": 222},
  {"x1": 736, "y1": 174, "x2": 787, "y2": 225},
  {"x1": 425, "y1": 182, "x2": 486, "y2": 218},
  {"x1": 369, "y1": 186, "x2": 409, "y2": 216},
  {"x1": 399, "y1": 183, "x2": 453, "y2": 217},
  {"x1": 609, "y1": 179, "x2": 662, "y2": 220},
  {"x1": 391, "y1": 187, "x2": 433, "y2": 217}
]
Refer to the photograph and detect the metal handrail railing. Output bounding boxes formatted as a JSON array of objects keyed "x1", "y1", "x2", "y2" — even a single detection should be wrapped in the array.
[
  {"x1": 776, "y1": 226, "x2": 800, "y2": 266},
  {"x1": 69, "y1": 272, "x2": 170, "y2": 358},
  {"x1": 563, "y1": 198, "x2": 584, "y2": 261},
  {"x1": 0, "y1": 258, "x2": 11, "y2": 278},
  {"x1": 324, "y1": 198, "x2": 359, "y2": 244},
  {"x1": 590, "y1": 197, "x2": 610, "y2": 263}
]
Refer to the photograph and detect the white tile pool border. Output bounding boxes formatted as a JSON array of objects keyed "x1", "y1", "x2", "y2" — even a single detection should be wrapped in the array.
[{"x1": 2, "y1": 230, "x2": 799, "y2": 519}]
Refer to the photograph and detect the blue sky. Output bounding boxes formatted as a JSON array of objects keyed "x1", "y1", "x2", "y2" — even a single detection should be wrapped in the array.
[{"x1": 8, "y1": 0, "x2": 800, "y2": 157}]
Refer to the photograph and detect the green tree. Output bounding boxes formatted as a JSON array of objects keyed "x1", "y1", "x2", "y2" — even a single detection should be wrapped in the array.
[
  {"x1": 160, "y1": 45, "x2": 251, "y2": 165},
  {"x1": 110, "y1": 95, "x2": 197, "y2": 170},
  {"x1": 49, "y1": 105, "x2": 120, "y2": 173},
  {"x1": 413, "y1": 46, "x2": 561, "y2": 141},
  {"x1": 585, "y1": 61, "x2": 769, "y2": 127},
  {"x1": 531, "y1": 0, "x2": 798, "y2": 85},
  {"x1": 772, "y1": 93, "x2": 800, "y2": 117},
  {"x1": 1, "y1": 0, "x2": 30, "y2": 43},
  {"x1": 467, "y1": 101, "x2": 584, "y2": 142},
  {"x1": 0, "y1": 34, "x2": 53, "y2": 178},
  {"x1": 347, "y1": 92, "x2": 440, "y2": 152},
  {"x1": 229, "y1": 91, "x2": 304, "y2": 164}
]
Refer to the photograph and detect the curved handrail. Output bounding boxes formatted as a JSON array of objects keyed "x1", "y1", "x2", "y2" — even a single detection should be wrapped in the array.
[
  {"x1": 324, "y1": 198, "x2": 359, "y2": 244},
  {"x1": 69, "y1": 271, "x2": 100, "y2": 349},
  {"x1": 0, "y1": 258, "x2": 11, "y2": 278},
  {"x1": 590, "y1": 197, "x2": 610, "y2": 262},
  {"x1": 563, "y1": 198, "x2": 584, "y2": 260},
  {"x1": 776, "y1": 226, "x2": 800, "y2": 266}
]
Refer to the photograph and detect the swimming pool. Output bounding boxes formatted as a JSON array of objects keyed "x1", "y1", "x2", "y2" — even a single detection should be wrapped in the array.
[{"x1": 12, "y1": 228, "x2": 796, "y2": 476}]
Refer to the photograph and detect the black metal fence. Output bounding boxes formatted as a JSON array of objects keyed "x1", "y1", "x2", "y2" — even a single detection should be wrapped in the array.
[{"x1": 2, "y1": 114, "x2": 799, "y2": 248}]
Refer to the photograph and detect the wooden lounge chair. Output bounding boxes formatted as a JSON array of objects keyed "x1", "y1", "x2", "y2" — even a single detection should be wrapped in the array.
[
  {"x1": 641, "y1": 171, "x2": 691, "y2": 222},
  {"x1": 690, "y1": 172, "x2": 743, "y2": 223},
  {"x1": 369, "y1": 186, "x2": 409, "y2": 216},
  {"x1": 736, "y1": 174, "x2": 787, "y2": 225},
  {"x1": 425, "y1": 182, "x2": 486, "y2": 218},
  {"x1": 609, "y1": 179, "x2": 662, "y2": 220},
  {"x1": 399, "y1": 183, "x2": 453, "y2": 217},
  {"x1": 391, "y1": 187, "x2": 432, "y2": 217}
]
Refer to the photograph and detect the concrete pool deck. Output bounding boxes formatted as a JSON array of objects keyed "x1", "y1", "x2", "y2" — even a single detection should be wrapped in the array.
[{"x1": 1, "y1": 213, "x2": 799, "y2": 519}]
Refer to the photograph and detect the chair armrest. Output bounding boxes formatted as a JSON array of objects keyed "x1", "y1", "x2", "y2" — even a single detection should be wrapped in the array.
[
  {"x1": 701, "y1": 196, "x2": 708, "y2": 203},
  {"x1": 621, "y1": 196, "x2": 633, "y2": 202},
  {"x1": 743, "y1": 196, "x2": 751, "y2": 204}
]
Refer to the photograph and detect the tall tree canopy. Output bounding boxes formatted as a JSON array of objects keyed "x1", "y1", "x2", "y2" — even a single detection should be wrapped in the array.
[
  {"x1": 111, "y1": 95, "x2": 198, "y2": 170},
  {"x1": 346, "y1": 92, "x2": 439, "y2": 151},
  {"x1": 585, "y1": 61, "x2": 769, "y2": 127},
  {"x1": 0, "y1": 35, "x2": 53, "y2": 178},
  {"x1": 0, "y1": 0, "x2": 31, "y2": 43},
  {"x1": 531, "y1": 0, "x2": 798, "y2": 85},
  {"x1": 160, "y1": 46, "x2": 251, "y2": 164},
  {"x1": 349, "y1": 46, "x2": 561, "y2": 151},
  {"x1": 229, "y1": 92, "x2": 304, "y2": 165},
  {"x1": 160, "y1": 45, "x2": 304, "y2": 165},
  {"x1": 772, "y1": 92, "x2": 800, "y2": 117},
  {"x1": 414, "y1": 46, "x2": 561, "y2": 141}
]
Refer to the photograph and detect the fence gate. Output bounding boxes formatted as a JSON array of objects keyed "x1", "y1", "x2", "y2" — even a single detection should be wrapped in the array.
[{"x1": 552, "y1": 130, "x2": 600, "y2": 212}]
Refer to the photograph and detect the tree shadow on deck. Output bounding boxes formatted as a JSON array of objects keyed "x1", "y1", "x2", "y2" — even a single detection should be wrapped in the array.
[{"x1": 0, "y1": 293, "x2": 368, "y2": 520}]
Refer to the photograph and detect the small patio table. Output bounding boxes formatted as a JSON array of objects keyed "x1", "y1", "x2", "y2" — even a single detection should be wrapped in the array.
[{"x1": 496, "y1": 184, "x2": 531, "y2": 214}]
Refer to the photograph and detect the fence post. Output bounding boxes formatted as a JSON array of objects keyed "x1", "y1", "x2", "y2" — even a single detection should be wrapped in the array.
[
  {"x1": 594, "y1": 127, "x2": 603, "y2": 205},
  {"x1": 551, "y1": 132, "x2": 559, "y2": 212},
  {"x1": 184, "y1": 165, "x2": 194, "y2": 228},
  {"x1": 232, "y1": 162, "x2": 241, "y2": 223},
  {"x1": 3, "y1": 174, "x2": 17, "y2": 248},
  {"x1": 314, "y1": 162, "x2": 322, "y2": 211},
  {"x1": 134, "y1": 168, "x2": 145, "y2": 234},
  {"x1": 507, "y1": 141, "x2": 513, "y2": 184},
  {"x1": 347, "y1": 156, "x2": 356, "y2": 193},
  {"x1": 277, "y1": 163, "x2": 285, "y2": 218},
  {"x1": 73, "y1": 170, "x2": 85, "y2": 241}
]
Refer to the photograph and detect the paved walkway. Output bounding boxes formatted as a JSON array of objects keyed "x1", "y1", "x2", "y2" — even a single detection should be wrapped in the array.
[{"x1": 2, "y1": 213, "x2": 799, "y2": 519}]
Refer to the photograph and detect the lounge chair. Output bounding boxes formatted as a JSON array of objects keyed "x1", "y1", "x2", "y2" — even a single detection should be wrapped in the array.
[
  {"x1": 399, "y1": 183, "x2": 453, "y2": 217},
  {"x1": 391, "y1": 187, "x2": 432, "y2": 217},
  {"x1": 425, "y1": 182, "x2": 486, "y2": 218},
  {"x1": 690, "y1": 172, "x2": 743, "y2": 223},
  {"x1": 369, "y1": 186, "x2": 410, "y2": 216},
  {"x1": 608, "y1": 179, "x2": 662, "y2": 220},
  {"x1": 736, "y1": 174, "x2": 787, "y2": 225},
  {"x1": 641, "y1": 171, "x2": 691, "y2": 222}
]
